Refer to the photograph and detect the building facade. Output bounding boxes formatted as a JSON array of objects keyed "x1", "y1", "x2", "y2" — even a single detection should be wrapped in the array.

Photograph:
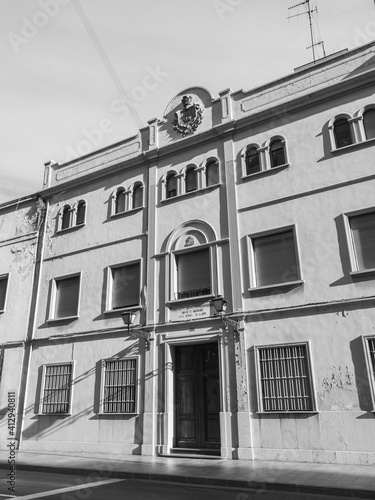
[{"x1": 1, "y1": 42, "x2": 375, "y2": 465}]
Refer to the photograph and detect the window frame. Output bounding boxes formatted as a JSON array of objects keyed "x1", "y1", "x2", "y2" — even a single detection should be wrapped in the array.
[
  {"x1": 48, "y1": 272, "x2": 81, "y2": 322},
  {"x1": 185, "y1": 165, "x2": 198, "y2": 193},
  {"x1": 99, "y1": 356, "x2": 139, "y2": 415},
  {"x1": 328, "y1": 114, "x2": 356, "y2": 152},
  {"x1": 0, "y1": 273, "x2": 9, "y2": 313},
  {"x1": 39, "y1": 362, "x2": 74, "y2": 415},
  {"x1": 247, "y1": 225, "x2": 303, "y2": 291},
  {"x1": 363, "y1": 335, "x2": 375, "y2": 411},
  {"x1": 58, "y1": 201, "x2": 87, "y2": 232},
  {"x1": 254, "y1": 341, "x2": 317, "y2": 414},
  {"x1": 76, "y1": 200, "x2": 87, "y2": 226},
  {"x1": 105, "y1": 260, "x2": 142, "y2": 313},
  {"x1": 132, "y1": 183, "x2": 144, "y2": 210},
  {"x1": 343, "y1": 208, "x2": 375, "y2": 276},
  {"x1": 241, "y1": 137, "x2": 289, "y2": 179},
  {"x1": 204, "y1": 159, "x2": 220, "y2": 187}
]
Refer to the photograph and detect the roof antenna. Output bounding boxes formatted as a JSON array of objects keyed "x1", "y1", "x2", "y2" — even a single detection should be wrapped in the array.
[{"x1": 287, "y1": 0, "x2": 326, "y2": 63}]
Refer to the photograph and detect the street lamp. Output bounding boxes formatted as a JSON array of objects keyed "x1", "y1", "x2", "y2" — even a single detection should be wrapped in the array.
[
  {"x1": 121, "y1": 310, "x2": 152, "y2": 349},
  {"x1": 211, "y1": 297, "x2": 240, "y2": 331}
]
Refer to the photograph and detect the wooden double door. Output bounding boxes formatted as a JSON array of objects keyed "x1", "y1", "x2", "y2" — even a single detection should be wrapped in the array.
[{"x1": 175, "y1": 343, "x2": 221, "y2": 450}]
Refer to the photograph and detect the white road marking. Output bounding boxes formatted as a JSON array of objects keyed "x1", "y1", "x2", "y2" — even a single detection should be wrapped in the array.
[
  {"x1": 0, "y1": 495, "x2": 17, "y2": 498},
  {"x1": 12, "y1": 478, "x2": 125, "y2": 499}
]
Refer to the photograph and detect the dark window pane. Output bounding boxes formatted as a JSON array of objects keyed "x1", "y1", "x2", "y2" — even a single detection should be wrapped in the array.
[
  {"x1": 166, "y1": 174, "x2": 177, "y2": 198},
  {"x1": 350, "y1": 213, "x2": 375, "y2": 270},
  {"x1": 363, "y1": 109, "x2": 375, "y2": 140},
  {"x1": 253, "y1": 230, "x2": 299, "y2": 287},
  {"x1": 186, "y1": 168, "x2": 197, "y2": 192},
  {"x1": 270, "y1": 140, "x2": 285, "y2": 168},
  {"x1": 246, "y1": 148, "x2": 260, "y2": 175},
  {"x1": 112, "y1": 263, "x2": 140, "y2": 309},
  {"x1": 334, "y1": 118, "x2": 352, "y2": 148},
  {"x1": 55, "y1": 276, "x2": 80, "y2": 318},
  {"x1": 61, "y1": 207, "x2": 71, "y2": 230},
  {"x1": 177, "y1": 248, "x2": 210, "y2": 298},
  {"x1": 115, "y1": 190, "x2": 126, "y2": 213},
  {"x1": 76, "y1": 202, "x2": 86, "y2": 225},
  {"x1": 206, "y1": 161, "x2": 219, "y2": 186},
  {"x1": 0, "y1": 276, "x2": 8, "y2": 311},
  {"x1": 133, "y1": 185, "x2": 143, "y2": 208}
]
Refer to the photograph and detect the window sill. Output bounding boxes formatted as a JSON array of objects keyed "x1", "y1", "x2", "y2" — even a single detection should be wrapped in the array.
[
  {"x1": 257, "y1": 410, "x2": 318, "y2": 415},
  {"x1": 249, "y1": 280, "x2": 304, "y2": 293},
  {"x1": 57, "y1": 224, "x2": 85, "y2": 235},
  {"x1": 110, "y1": 206, "x2": 144, "y2": 219},
  {"x1": 350, "y1": 269, "x2": 375, "y2": 277},
  {"x1": 331, "y1": 137, "x2": 375, "y2": 154},
  {"x1": 98, "y1": 412, "x2": 139, "y2": 416},
  {"x1": 47, "y1": 315, "x2": 79, "y2": 323},
  {"x1": 104, "y1": 305, "x2": 141, "y2": 315},
  {"x1": 167, "y1": 294, "x2": 215, "y2": 307},
  {"x1": 38, "y1": 412, "x2": 72, "y2": 416},
  {"x1": 161, "y1": 183, "x2": 221, "y2": 204},
  {"x1": 242, "y1": 163, "x2": 289, "y2": 180}
]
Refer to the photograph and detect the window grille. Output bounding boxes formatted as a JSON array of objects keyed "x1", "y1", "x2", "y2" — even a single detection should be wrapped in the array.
[
  {"x1": 42, "y1": 364, "x2": 72, "y2": 414},
  {"x1": 368, "y1": 338, "x2": 375, "y2": 380},
  {"x1": 103, "y1": 359, "x2": 137, "y2": 413},
  {"x1": 0, "y1": 275, "x2": 8, "y2": 311},
  {"x1": 258, "y1": 344, "x2": 314, "y2": 412}
]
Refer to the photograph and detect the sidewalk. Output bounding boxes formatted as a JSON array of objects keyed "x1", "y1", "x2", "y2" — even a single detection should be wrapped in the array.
[{"x1": 1, "y1": 449, "x2": 375, "y2": 498}]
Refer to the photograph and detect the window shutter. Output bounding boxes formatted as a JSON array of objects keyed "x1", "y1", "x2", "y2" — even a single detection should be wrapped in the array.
[
  {"x1": 177, "y1": 248, "x2": 210, "y2": 294},
  {"x1": 254, "y1": 231, "x2": 298, "y2": 287},
  {"x1": 350, "y1": 213, "x2": 375, "y2": 270},
  {"x1": 112, "y1": 263, "x2": 140, "y2": 309},
  {"x1": 55, "y1": 276, "x2": 80, "y2": 318},
  {"x1": 0, "y1": 276, "x2": 8, "y2": 311},
  {"x1": 364, "y1": 109, "x2": 375, "y2": 140}
]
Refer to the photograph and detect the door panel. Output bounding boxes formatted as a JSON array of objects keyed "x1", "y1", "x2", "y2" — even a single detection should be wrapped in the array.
[{"x1": 175, "y1": 343, "x2": 220, "y2": 449}]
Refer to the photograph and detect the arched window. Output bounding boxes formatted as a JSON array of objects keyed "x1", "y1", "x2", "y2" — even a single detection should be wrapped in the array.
[
  {"x1": 245, "y1": 147, "x2": 260, "y2": 175},
  {"x1": 270, "y1": 139, "x2": 286, "y2": 168},
  {"x1": 76, "y1": 200, "x2": 86, "y2": 225},
  {"x1": 166, "y1": 173, "x2": 177, "y2": 199},
  {"x1": 363, "y1": 109, "x2": 375, "y2": 140},
  {"x1": 133, "y1": 184, "x2": 143, "y2": 209},
  {"x1": 115, "y1": 188, "x2": 126, "y2": 214},
  {"x1": 61, "y1": 206, "x2": 71, "y2": 230},
  {"x1": 206, "y1": 160, "x2": 219, "y2": 186},
  {"x1": 185, "y1": 167, "x2": 197, "y2": 192},
  {"x1": 333, "y1": 118, "x2": 353, "y2": 148}
]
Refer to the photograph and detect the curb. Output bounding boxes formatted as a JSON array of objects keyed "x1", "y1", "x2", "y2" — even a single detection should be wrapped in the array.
[{"x1": 0, "y1": 462, "x2": 374, "y2": 498}]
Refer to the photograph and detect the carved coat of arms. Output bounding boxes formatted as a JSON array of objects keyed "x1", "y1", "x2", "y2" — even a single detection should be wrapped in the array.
[{"x1": 173, "y1": 95, "x2": 204, "y2": 137}]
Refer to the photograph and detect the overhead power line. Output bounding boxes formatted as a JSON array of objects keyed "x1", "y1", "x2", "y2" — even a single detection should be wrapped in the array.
[{"x1": 71, "y1": 0, "x2": 144, "y2": 130}]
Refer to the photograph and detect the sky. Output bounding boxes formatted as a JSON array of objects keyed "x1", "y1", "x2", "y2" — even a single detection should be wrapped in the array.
[{"x1": 1, "y1": 0, "x2": 374, "y2": 204}]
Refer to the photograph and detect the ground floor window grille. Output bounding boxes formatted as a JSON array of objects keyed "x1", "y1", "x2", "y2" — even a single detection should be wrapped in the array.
[
  {"x1": 368, "y1": 338, "x2": 375, "y2": 380},
  {"x1": 257, "y1": 344, "x2": 314, "y2": 412},
  {"x1": 41, "y1": 363, "x2": 73, "y2": 414},
  {"x1": 103, "y1": 358, "x2": 137, "y2": 413}
]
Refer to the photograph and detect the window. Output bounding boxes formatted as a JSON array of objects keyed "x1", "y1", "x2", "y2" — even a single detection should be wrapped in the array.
[
  {"x1": 256, "y1": 343, "x2": 315, "y2": 412},
  {"x1": 348, "y1": 212, "x2": 375, "y2": 273},
  {"x1": 61, "y1": 205, "x2": 72, "y2": 230},
  {"x1": 176, "y1": 248, "x2": 211, "y2": 299},
  {"x1": 250, "y1": 228, "x2": 301, "y2": 288},
  {"x1": 109, "y1": 263, "x2": 140, "y2": 310},
  {"x1": 102, "y1": 358, "x2": 137, "y2": 413},
  {"x1": 41, "y1": 363, "x2": 73, "y2": 414},
  {"x1": 0, "y1": 275, "x2": 9, "y2": 312},
  {"x1": 364, "y1": 337, "x2": 375, "y2": 408},
  {"x1": 166, "y1": 173, "x2": 177, "y2": 199},
  {"x1": 76, "y1": 200, "x2": 86, "y2": 225},
  {"x1": 206, "y1": 160, "x2": 219, "y2": 186},
  {"x1": 333, "y1": 118, "x2": 353, "y2": 148},
  {"x1": 270, "y1": 139, "x2": 286, "y2": 168},
  {"x1": 185, "y1": 167, "x2": 197, "y2": 193},
  {"x1": 51, "y1": 274, "x2": 80, "y2": 320},
  {"x1": 132, "y1": 184, "x2": 143, "y2": 209},
  {"x1": 246, "y1": 147, "x2": 261, "y2": 175},
  {"x1": 115, "y1": 188, "x2": 126, "y2": 214},
  {"x1": 363, "y1": 109, "x2": 375, "y2": 140}
]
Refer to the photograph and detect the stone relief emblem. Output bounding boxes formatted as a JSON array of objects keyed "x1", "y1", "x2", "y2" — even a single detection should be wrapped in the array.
[
  {"x1": 184, "y1": 235, "x2": 195, "y2": 247},
  {"x1": 173, "y1": 95, "x2": 204, "y2": 137}
]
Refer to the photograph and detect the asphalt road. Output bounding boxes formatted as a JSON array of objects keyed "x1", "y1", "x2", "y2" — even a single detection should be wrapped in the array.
[{"x1": 0, "y1": 469, "x2": 366, "y2": 500}]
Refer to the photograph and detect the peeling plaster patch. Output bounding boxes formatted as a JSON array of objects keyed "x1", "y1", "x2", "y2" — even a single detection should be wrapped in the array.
[
  {"x1": 321, "y1": 365, "x2": 354, "y2": 390},
  {"x1": 336, "y1": 310, "x2": 349, "y2": 318},
  {"x1": 317, "y1": 365, "x2": 359, "y2": 411}
]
